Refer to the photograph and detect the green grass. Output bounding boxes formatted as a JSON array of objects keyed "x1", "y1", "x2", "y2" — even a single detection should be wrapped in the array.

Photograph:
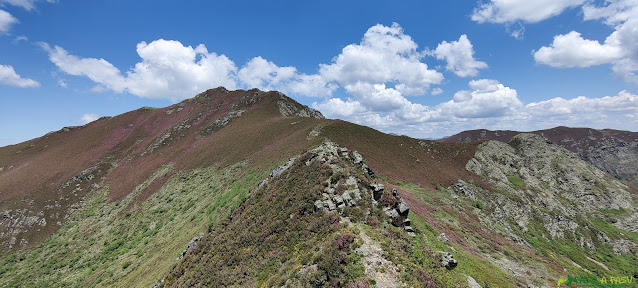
[
  {"x1": 472, "y1": 200, "x2": 484, "y2": 210},
  {"x1": 0, "y1": 162, "x2": 258, "y2": 288},
  {"x1": 507, "y1": 175, "x2": 525, "y2": 188}
]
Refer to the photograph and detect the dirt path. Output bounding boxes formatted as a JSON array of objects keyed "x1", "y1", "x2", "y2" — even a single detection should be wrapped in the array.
[{"x1": 354, "y1": 224, "x2": 404, "y2": 288}]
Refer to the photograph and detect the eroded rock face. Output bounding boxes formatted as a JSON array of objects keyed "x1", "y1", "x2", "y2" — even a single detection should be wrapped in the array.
[
  {"x1": 460, "y1": 133, "x2": 637, "y2": 255},
  {"x1": 443, "y1": 127, "x2": 638, "y2": 187},
  {"x1": 276, "y1": 92, "x2": 324, "y2": 119}
]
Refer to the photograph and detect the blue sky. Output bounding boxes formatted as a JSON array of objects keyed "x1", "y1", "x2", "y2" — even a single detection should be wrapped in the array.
[{"x1": 1, "y1": 0, "x2": 637, "y2": 146}]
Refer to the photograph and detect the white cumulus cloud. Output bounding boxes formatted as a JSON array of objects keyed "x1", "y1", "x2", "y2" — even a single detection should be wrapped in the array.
[
  {"x1": 80, "y1": 113, "x2": 99, "y2": 124},
  {"x1": 41, "y1": 39, "x2": 238, "y2": 101},
  {"x1": 534, "y1": 1, "x2": 638, "y2": 84},
  {"x1": 318, "y1": 23, "x2": 444, "y2": 96},
  {"x1": 432, "y1": 35, "x2": 488, "y2": 77},
  {"x1": 44, "y1": 23, "x2": 448, "y2": 101},
  {"x1": 533, "y1": 31, "x2": 623, "y2": 68},
  {"x1": 0, "y1": 64, "x2": 40, "y2": 87},
  {"x1": 471, "y1": 0, "x2": 587, "y2": 23},
  {"x1": 313, "y1": 79, "x2": 524, "y2": 134},
  {"x1": 526, "y1": 90, "x2": 638, "y2": 116},
  {"x1": 313, "y1": 98, "x2": 368, "y2": 118},
  {"x1": 238, "y1": 56, "x2": 296, "y2": 91},
  {"x1": 439, "y1": 79, "x2": 522, "y2": 118},
  {"x1": 0, "y1": 9, "x2": 17, "y2": 33}
]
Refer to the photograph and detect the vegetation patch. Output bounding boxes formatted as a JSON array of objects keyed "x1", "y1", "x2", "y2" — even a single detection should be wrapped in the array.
[
  {"x1": 0, "y1": 163, "x2": 257, "y2": 288},
  {"x1": 507, "y1": 175, "x2": 525, "y2": 188}
]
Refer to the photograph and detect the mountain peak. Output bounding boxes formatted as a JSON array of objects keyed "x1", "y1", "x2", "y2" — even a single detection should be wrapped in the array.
[{"x1": 190, "y1": 87, "x2": 324, "y2": 119}]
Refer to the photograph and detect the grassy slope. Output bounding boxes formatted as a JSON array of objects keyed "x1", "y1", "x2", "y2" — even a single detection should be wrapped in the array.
[{"x1": 3, "y1": 88, "x2": 633, "y2": 287}]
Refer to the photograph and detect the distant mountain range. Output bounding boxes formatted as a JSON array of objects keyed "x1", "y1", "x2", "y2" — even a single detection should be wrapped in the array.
[{"x1": 1, "y1": 88, "x2": 636, "y2": 287}]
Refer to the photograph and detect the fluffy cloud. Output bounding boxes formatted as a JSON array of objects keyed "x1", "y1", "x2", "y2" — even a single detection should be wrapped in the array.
[
  {"x1": 344, "y1": 83, "x2": 411, "y2": 112},
  {"x1": 237, "y1": 57, "x2": 296, "y2": 90},
  {"x1": 286, "y1": 74, "x2": 337, "y2": 98},
  {"x1": 313, "y1": 79, "x2": 524, "y2": 133},
  {"x1": 236, "y1": 57, "x2": 337, "y2": 97},
  {"x1": 0, "y1": 64, "x2": 40, "y2": 87},
  {"x1": 533, "y1": 31, "x2": 623, "y2": 67},
  {"x1": 534, "y1": 1, "x2": 638, "y2": 84},
  {"x1": 42, "y1": 40, "x2": 238, "y2": 101},
  {"x1": 318, "y1": 23, "x2": 443, "y2": 96},
  {"x1": 313, "y1": 77, "x2": 637, "y2": 139},
  {"x1": 439, "y1": 79, "x2": 521, "y2": 118},
  {"x1": 431, "y1": 35, "x2": 487, "y2": 77},
  {"x1": 471, "y1": 0, "x2": 586, "y2": 23},
  {"x1": 0, "y1": 9, "x2": 17, "y2": 33},
  {"x1": 526, "y1": 90, "x2": 638, "y2": 116},
  {"x1": 80, "y1": 113, "x2": 99, "y2": 124},
  {"x1": 313, "y1": 98, "x2": 368, "y2": 118},
  {"x1": 46, "y1": 23, "x2": 447, "y2": 101}
]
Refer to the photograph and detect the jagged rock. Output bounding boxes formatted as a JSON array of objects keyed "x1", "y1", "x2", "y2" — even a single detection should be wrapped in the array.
[
  {"x1": 350, "y1": 188, "x2": 362, "y2": 201},
  {"x1": 404, "y1": 226, "x2": 414, "y2": 233},
  {"x1": 326, "y1": 200, "x2": 336, "y2": 211},
  {"x1": 384, "y1": 207, "x2": 399, "y2": 219},
  {"x1": 612, "y1": 239, "x2": 635, "y2": 255},
  {"x1": 440, "y1": 252, "x2": 458, "y2": 270},
  {"x1": 346, "y1": 176, "x2": 357, "y2": 187},
  {"x1": 333, "y1": 195, "x2": 344, "y2": 206},
  {"x1": 362, "y1": 163, "x2": 375, "y2": 178},
  {"x1": 397, "y1": 201, "x2": 410, "y2": 217},
  {"x1": 314, "y1": 200, "x2": 323, "y2": 211},
  {"x1": 277, "y1": 94, "x2": 324, "y2": 119},
  {"x1": 597, "y1": 231, "x2": 611, "y2": 244},
  {"x1": 342, "y1": 192, "x2": 354, "y2": 207},
  {"x1": 403, "y1": 218, "x2": 411, "y2": 226},
  {"x1": 352, "y1": 151, "x2": 363, "y2": 164},
  {"x1": 370, "y1": 183, "x2": 384, "y2": 201},
  {"x1": 270, "y1": 158, "x2": 296, "y2": 178}
]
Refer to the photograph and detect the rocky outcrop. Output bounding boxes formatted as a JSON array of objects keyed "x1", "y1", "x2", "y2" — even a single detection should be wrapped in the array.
[
  {"x1": 179, "y1": 233, "x2": 203, "y2": 259},
  {"x1": 439, "y1": 251, "x2": 458, "y2": 270},
  {"x1": 461, "y1": 133, "x2": 637, "y2": 255},
  {"x1": 263, "y1": 140, "x2": 414, "y2": 237},
  {"x1": 441, "y1": 127, "x2": 638, "y2": 187},
  {"x1": 276, "y1": 92, "x2": 324, "y2": 119}
]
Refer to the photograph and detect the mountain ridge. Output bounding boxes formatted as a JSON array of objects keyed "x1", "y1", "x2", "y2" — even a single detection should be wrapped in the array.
[{"x1": 1, "y1": 88, "x2": 636, "y2": 287}]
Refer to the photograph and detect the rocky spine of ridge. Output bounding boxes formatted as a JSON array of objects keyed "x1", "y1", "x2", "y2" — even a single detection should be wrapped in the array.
[
  {"x1": 261, "y1": 140, "x2": 414, "y2": 233},
  {"x1": 162, "y1": 139, "x2": 426, "y2": 287}
]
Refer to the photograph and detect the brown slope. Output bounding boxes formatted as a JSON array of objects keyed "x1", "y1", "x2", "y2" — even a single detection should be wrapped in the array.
[
  {"x1": 0, "y1": 87, "x2": 326, "y2": 250},
  {"x1": 322, "y1": 121, "x2": 484, "y2": 191}
]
